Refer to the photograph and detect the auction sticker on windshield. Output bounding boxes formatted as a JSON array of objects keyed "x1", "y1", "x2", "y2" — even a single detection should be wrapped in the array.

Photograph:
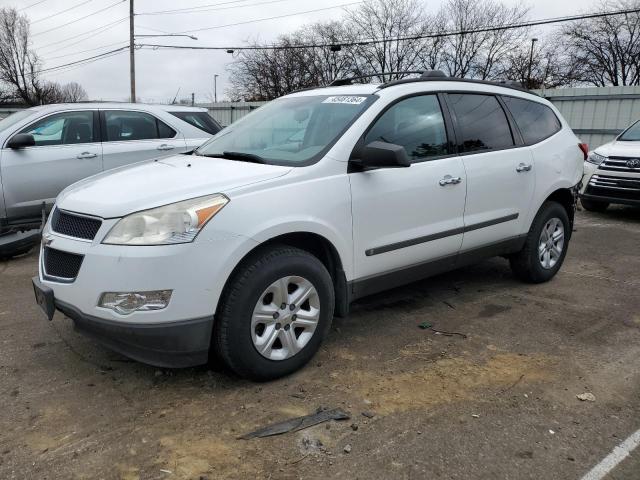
[{"x1": 322, "y1": 96, "x2": 368, "y2": 105}]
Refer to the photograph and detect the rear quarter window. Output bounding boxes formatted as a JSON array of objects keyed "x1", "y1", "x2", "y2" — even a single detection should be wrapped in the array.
[
  {"x1": 502, "y1": 96, "x2": 561, "y2": 144},
  {"x1": 170, "y1": 111, "x2": 221, "y2": 135}
]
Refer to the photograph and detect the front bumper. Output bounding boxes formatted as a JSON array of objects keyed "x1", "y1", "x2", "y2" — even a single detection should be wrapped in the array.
[
  {"x1": 56, "y1": 295, "x2": 213, "y2": 368},
  {"x1": 36, "y1": 216, "x2": 258, "y2": 367},
  {"x1": 580, "y1": 161, "x2": 640, "y2": 206}
]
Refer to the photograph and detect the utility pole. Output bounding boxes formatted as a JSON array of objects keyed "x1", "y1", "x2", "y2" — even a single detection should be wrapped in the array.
[
  {"x1": 213, "y1": 74, "x2": 219, "y2": 103},
  {"x1": 527, "y1": 38, "x2": 538, "y2": 89},
  {"x1": 129, "y1": 0, "x2": 136, "y2": 103},
  {"x1": 191, "y1": 92, "x2": 194, "y2": 106}
]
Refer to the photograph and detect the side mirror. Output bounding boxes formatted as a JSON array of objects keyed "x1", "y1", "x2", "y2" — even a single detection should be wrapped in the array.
[
  {"x1": 7, "y1": 133, "x2": 35, "y2": 149},
  {"x1": 357, "y1": 141, "x2": 410, "y2": 169}
]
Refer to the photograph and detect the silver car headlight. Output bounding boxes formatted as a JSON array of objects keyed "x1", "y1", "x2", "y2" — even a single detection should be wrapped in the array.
[
  {"x1": 103, "y1": 194, "x2": 229, "y2": 245},
  {"x1": 586, "y1": 152, "x2": 606, "y2": 165}
]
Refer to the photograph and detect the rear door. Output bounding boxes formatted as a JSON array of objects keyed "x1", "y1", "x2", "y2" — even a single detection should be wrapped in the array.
[
  {"x1": 0, "y1": 110, "x2": 101, "y2": 220},
  {"x1": 445, "y1": 93, "x2": 535, "y2": 251},
  {"x1": 100, "y1": 109, "x2": 188, "y2": 171},
  {"x1": 350, "y1": 94, "x2": 467, "y2": 289}
]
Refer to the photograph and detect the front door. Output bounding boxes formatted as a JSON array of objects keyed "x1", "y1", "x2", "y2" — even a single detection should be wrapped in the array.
[
  {"x1": 350, "y1": 94, "x2": 467, "y2": 289},
  {"x1": 0, "y1": 110, "x2": 101, "y2": 220}
]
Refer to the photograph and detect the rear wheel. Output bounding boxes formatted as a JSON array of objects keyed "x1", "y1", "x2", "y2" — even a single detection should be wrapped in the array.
[
  {"x1": 581, "y1": 198, "x2": 609, "y2": 212},
  {"x1": 213, "y1": 245, "x2": 334, "y2": 381},
  {"x1": 510, "y1": 201, "x2": 570, "y2": 283}
]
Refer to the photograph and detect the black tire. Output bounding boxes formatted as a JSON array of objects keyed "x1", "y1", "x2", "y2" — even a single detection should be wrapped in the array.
[
  {"x1": 213, "y1": 245, "x2": 334, "y2": 381},
  {"x1": 580, "y1": 198, "x2": 609, "y2": 212},
  {"x1": 510, "y1": 201, "x2": 570, "y2": 284}
]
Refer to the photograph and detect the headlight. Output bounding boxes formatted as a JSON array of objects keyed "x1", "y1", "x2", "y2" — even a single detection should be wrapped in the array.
[
  {"x1": 103, "y1": 194, "x2": 229, "y2": 245},
  {"x1": 586, "y1": 152, "x2": 606, "y2": 165}
]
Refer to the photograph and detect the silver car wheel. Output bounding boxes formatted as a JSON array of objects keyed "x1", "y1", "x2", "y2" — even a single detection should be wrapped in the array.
[
  {"x1": 251, "y1": 276, "x2": 320, "y2": 361},
  {"x1": 538, "y1": 217, "x2": 565, "y2": 269}
]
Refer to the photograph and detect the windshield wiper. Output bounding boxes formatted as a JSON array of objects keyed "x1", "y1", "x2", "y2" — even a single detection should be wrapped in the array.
[{"x1": 203, "y1": 151, "x2": 266, "y2": 164}]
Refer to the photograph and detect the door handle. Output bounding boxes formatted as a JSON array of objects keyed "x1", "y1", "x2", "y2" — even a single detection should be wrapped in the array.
[
  {"x1": 77, "y1": 152, "x2": 97, "y2": 159},
  {"x1": 516, "y1": 163, "x2": 533, "y2": 172},
  {"x1": 439, "y1": 175, "x2": 463, "y2": 186},
  {"x1": 157, "y1": 144, "x2": 175, "y2": 151}
]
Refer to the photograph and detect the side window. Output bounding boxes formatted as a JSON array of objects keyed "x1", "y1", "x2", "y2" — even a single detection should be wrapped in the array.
[
  {"x1": 447, "y1": 94, "x2": 514, "y2": 153},
  {"x1": 502, "y1": 96, "x2": 561, "y2": 144},
  {"x1": 104, "y1": 111, "x2": 176, "y2": 142},
  {"x1": 364, "y1": 95, "x2": 449, "y2": 162},
  {"x1": 19, "y1": 111, "x2": 94, "y2": 146}
]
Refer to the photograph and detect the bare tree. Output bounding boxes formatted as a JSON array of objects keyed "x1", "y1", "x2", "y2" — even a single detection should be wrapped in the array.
[
  {"x1": 562, "y1": 0, "x2": 640, "y2": 86},
  {"x1": 345, "y1": 0, "x2": 430, "y2": 81},
  {"x1": 60, "y1": 81, "x2": 88, "y2": 102},
  {"x1": 500, "y1": 36, "x2": 580, "y2": 88},
  {"x1": 438, "y1": 0, "x2": 530, "y2": 79},
  {"x1": 0, "y1": 8, "x2": 90, "y2": 105},
  {"x1": 0, "y1": 7, "x2": 41, "y2": 105}
]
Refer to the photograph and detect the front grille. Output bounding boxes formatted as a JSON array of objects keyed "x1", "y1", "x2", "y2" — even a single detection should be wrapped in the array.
[
  {"x1": 43, "y1": 247, "x2": 84, "y2": 280},
  {"x1": 586, "y1": 174, "x2": 640, "y2": 201},
  {"x1": 599, "y1": 156, "x2": 640, "y2": 173},
  {"x1": 51, "y1": 209, "x2": 102, "y2": 240}
]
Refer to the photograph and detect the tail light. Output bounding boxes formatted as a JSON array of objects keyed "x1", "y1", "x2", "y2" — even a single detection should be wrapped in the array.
[{"x1": 578, "y1": 143, "x2": 589, "y2": 161}]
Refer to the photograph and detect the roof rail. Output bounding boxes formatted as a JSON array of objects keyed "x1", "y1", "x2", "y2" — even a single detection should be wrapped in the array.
[
  {"x1": 379, "y1": 75, "x2": 536, "y2": 95},
  {"x1": 329, "y1": 71, "x2": 423, "y2": 86}
]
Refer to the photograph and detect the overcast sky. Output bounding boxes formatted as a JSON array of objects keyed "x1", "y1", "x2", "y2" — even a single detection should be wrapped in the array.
[{"x1": 10, "y1": 0, "x2": 588, "y2": 103}]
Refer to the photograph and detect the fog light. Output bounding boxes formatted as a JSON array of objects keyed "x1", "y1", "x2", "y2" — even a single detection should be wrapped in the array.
[{"x1": 99, "y1": 290, "x2": 172, "y2": 315}]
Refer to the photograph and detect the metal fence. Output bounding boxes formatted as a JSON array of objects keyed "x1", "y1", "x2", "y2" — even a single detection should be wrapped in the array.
[
  {"x1": 2, "y1": 87, "x2": 640, "y2": 148},
  {"x1": 534, "y1": 85, "x2": 640, "y2": 148},
  {"x1": 200, "y1": 101, "x2": 265, "y2": 127}
]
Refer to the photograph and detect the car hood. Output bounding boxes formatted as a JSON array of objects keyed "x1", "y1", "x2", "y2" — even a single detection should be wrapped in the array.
[
  {"x1": 595, "y1": 140, "x2": 640, "y2": 157},
  {"x1": 56, "y1": 155, "x2": 292, "y2": 218}
]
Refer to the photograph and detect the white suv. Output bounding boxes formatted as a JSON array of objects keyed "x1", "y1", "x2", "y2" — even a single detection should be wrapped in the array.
[
  {"x1": 32, "y1": 72, "x2": 584, "y2": 380},
  {"x1": 580, "y1": 119, "x2": 640, "y2": 211}
]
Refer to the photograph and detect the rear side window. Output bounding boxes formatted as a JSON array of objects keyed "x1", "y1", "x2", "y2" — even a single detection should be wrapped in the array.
[
  {"x1": 502, "y1": 96, "x2": 561, "y2": 144},
  {"x1": 104, "y1": 111, "x2": 176, "y2": 142},
  {"x1": 19, "y1": 111, "x2": 95, "y2": 146},
  {"x1": 170, "y1": 111, "x2": 221, "y2": 135},
  {"x1": 364, "y1": 94, "x2": 449, "y2": 162},
  {"x1": 447, "y1": 94, "x2": 514, "y2": 153}
]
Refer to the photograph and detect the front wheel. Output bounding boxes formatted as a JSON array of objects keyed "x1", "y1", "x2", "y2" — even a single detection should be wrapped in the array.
[
  {"x1": 213, "y1": 245, "x2": 334, "y2": 381},
  {"x1": 510, "y1": 201, "x2": 570, "y2": 283}
]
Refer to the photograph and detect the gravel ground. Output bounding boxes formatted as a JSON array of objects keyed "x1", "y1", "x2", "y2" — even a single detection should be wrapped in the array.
[{"x1": 1, "y1": 207, "x2": 639, "y2": 480}]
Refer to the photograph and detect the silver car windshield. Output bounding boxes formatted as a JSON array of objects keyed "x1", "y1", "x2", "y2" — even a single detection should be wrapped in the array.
[
  {"x1": 195, "y1": 95, "x2": 375, "y2": 165},
  {"x1": 618, "y1": 120, "x2": 640, "y2": 141},
  {"x1": 0, "y1": 110, "x2": 34, "y2": 134}
]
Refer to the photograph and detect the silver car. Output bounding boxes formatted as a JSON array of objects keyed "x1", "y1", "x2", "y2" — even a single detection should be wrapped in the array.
[{"x1": 0, "y1": 102, "x2": 221, "y2": 257}]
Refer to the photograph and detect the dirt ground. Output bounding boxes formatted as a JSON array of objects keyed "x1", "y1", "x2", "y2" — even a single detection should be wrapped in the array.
[{"x1": 1, "y1": 207, "x2": 639, "y2": 480}]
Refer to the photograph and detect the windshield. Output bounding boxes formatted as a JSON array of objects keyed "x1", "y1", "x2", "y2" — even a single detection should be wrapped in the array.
[
  {"x1": 618, "y1": 120, "x2": 640, "y2": 141},
  {"x1": 196, "y1": 94, "x2": 376, "y2": 165},
  {"x1": 0, "y1": 110, "x2": 34, "y2": 134}
]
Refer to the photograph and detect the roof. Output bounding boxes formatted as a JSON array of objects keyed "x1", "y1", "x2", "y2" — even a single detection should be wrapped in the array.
[{"x1": 26, "y1": 102, "x2": 208, "y2": 112}]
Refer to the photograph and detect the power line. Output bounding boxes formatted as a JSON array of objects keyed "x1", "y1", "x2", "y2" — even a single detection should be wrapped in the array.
[
  {"x1": 17, "y1": 0, "x2": 49, "y2": 11},
  {"x1": 41, "y1": 41, "x2": 128, "y2": 61},
  {"x1": 32, "y1": 0, "x2": 126, "y2": 37},
  {"x1": 176, "y1": 2, "x2": 364, "y2": 34},
  {"x1": 31, "y1": 0, "x2": 95, "y2": 24},
  {"x1": 35, "y1": 16, "x2": 127, "y2": 51},
  {"x1": 137, "y1": 0, "x2": 254, "y2": 16},
  {"x1": 143, "y1": 7, "x2": 640, "y2": 51},
  {"x1": 39, "y1": 46, "x2": 130, "y2": 74},
  {"x1": 138, "y1": 0, "x2": 294, "y2": 16},
  {"x1": 43, "y1": 48, "x2": 128, "y2": 77}
]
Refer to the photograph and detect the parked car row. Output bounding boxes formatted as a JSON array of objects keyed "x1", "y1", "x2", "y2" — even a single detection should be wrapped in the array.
[
  {"x1": 1, "y1": 72, "x2": 636, "y2": 380},
  {"x1": 0, "y1": 103, "x2": 221, "y2": 256}
]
